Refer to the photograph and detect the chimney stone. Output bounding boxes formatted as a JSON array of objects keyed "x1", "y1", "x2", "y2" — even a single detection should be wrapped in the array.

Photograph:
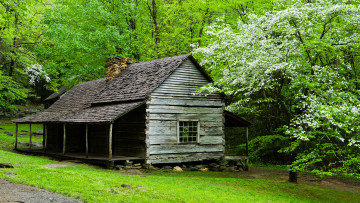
[{"x1": 106, "y1": 56, "x2": 134, "y2": 82}]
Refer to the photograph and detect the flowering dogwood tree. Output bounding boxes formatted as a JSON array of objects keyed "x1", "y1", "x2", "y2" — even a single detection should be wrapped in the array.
[{"x1": 195, "y1": 0, "x2": 360, "y2": 176}]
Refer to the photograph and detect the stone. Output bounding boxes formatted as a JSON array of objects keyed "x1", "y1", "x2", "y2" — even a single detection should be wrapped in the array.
[
  {"x1": 131, "y1": 166, "x2": 142, "y2": 169},
  {"x1": 162, "y1": 165, "x2": 172, "y2": 169},
  {"x1": 20, "y1": 130, "x2": 28, "y2": 132},
  {"x1": 189, "y1": 166, "x2": 198, "y2": 171},
  {"x1": 200, "y1": 168, "x2": 208, "y2": 171},
  {"x1": 4, "y1": 131, "x2": 13, "y2": 136},
  {"x1": 115, "y1": 165, "x2": 124, "y2": 170},
  {"x1": 0, "y1": 163, "x2": 14, "y2": 168},
  {"x1": 181, "y1": 164, "x2": 187, "y2": 169},
  {"x1": 19, "y1": 132, "x2": 27, "y2": 136},
  {"x1": 173, "y1": 166, "x2": 183, "y2": 172},
  {"x1": 32, "y1": 130, "x2": 44, "y2": 135},
  {"x1": 121, "y1": 184, "x2": 142, "y2": 188},
  {"x1": 133, "y1": 163, "x2": 141, "y2": 167},
  {"x1": 223, "y1": 166, "x2": 237, "y2": 172},
  {"x1": 4, "y1": 172, "x2": 16, "y2": 175}
]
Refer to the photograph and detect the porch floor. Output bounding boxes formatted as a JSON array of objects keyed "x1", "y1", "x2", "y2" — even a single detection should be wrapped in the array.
[{"x1": 15, "y1": 148, "x2": 145, "y2": 167}]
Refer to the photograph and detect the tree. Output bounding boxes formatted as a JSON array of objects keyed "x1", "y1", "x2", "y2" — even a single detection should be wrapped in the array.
[{"x1": 195, "y1": 0, "x2": 360, "y2": 177}]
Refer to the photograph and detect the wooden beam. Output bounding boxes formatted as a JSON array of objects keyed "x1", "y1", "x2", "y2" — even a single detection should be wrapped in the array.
[
  {"x1": 63, "y1": 123, "x2": 66, "y2": 155},
  {"x1": 29, "y1": 124, "x2": 32, "y2": 152},
  {"x1": 85, "y1": 124, "x2": 88, "y2": 158},
  {"x1": 44, "y1": 124, "x2": 47, "y2": 152},
  {"x1": 14, "y1": 123, "x2": 18, "y2": 150},
  {"x1": 109, "y1": 123, "x2": 113, "y2": 160}
]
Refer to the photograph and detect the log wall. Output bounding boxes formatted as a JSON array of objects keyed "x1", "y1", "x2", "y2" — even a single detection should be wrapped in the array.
[
  {"x1": 146, "y1": 59, "x2": 225, "y2": 164},
  {"x1": 46, "y1": 123, "x2": 62, "y2": 152},
  {"x1": 88, "y1": 124, "x2": 109, "y2": 154},
  {"x1": 113, "y1": 105, "x2": 146, "y2": 157}
]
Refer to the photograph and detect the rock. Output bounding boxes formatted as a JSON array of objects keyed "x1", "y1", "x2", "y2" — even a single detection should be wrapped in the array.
[
  {"x1": 0, "y1": 127, "x2": 3, "y2": 130},
  {"x1": 131, "y1": 166, "x2": 142, "y2": 169},
  {"x1": 18, "y1": 142, "x2": 43, "y2": 147},
  {"x1": 121, "y1": 184, "x2": 142, "y2": 188},
  {"x1": 20, "y1": 130, "x2": 28, "y2": 132},
  {"x1": 19, "y1": 132, "x2": 27, "y2": 136},
  {"x1": 162, "y1": 165, "x2": 172, "y2": 169},
  {"x1": 223, "y1": 166, "x2": 237, "y2": 172},
  {"x1": 0, "y1": 163, "x2": 14, "y2": 168},
  {"x1": 189, "y1": 166, "x2": 198, "y2": 171},
  {"x1": 4, "y1": 131, "x2": 13, "y2": 136},
  {"x1": 133, "y1": 163, "x2": 141, "y2": 167},
  {"x1": 32, "y1": 130, "x2": 44, "y2": 135},
  {"x1": 209, "y1": 168, "x2": 222, "y2": 172},
  {"x1": 115, "y1": 165, "x2": 124, "y2": 170},
  {"x1": 4, "y1": 172, "x2": 16, "y2": 175},
  {"x1": 200, "y1": 168, "x2": 208, "y2": 171},
  {"x1": 32, "y1": 142, "x2": 43, "y2": 148},
  {"x1": 181, "y1": 164, "x2": 187, "y2": 169},
  {"x1": 111, "y1": 190, "x2": 118, "y2": 194},
  {"x1": 173, "y1": 166, "x2": 183, "y2": 172}
]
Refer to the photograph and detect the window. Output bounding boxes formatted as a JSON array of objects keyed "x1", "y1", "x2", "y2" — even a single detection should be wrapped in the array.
[{"x1": 178, "y1": 121, "x2": 199, "y2": 143}]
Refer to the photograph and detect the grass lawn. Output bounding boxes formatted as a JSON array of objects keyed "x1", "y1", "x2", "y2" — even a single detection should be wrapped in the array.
[{"x1": 0, "y1": 119, "x2": 359, "y2": 202}]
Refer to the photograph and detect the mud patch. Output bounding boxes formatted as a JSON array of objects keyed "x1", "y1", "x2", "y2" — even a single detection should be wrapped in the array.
[{"x1": 42, "y1": 162, "x2": 75, "y2": 168}]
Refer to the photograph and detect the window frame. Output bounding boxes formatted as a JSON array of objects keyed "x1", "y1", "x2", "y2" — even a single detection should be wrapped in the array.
[{"x1": 177, "y1": 119, "x2": 200, "y2": 144}]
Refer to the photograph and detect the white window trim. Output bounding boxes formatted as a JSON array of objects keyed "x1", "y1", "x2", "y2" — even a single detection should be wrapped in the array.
[{"x1": 177, "y1": 119, "x2": 200, "y2": 144}]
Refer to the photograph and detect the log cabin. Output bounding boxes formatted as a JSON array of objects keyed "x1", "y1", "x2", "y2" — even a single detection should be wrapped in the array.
[{"x1": 13, "y1": 55, "x2": 251, "y2": 167}]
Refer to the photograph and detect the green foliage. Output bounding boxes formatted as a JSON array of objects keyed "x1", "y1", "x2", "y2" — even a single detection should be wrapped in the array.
[
  {"x1": 196, "y1": 0, "x2": 360, "y2": 176},
  {"x1": 0, "y1": 72, "x2": 27, "y2": 112},
  {"x1": 246, "y1": 135, "x2": 292, "y2": 164}
]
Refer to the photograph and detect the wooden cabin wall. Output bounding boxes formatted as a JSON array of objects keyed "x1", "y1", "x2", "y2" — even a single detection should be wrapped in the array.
[
  {"x1": 65, "y1": 124, "x2": 86, "y2": 153},
  {"x1": 146, "y1": 59, "x2": 225, "y2": 164},
  {"x1": 88, "y1": 124, "x2": 108, "y2": 154},
  {"x1": 46, "y1": 123, "x2": 63, "y2": 152},
  {"x1": 113, "y1": 105, "x2": 146, "y2": 157}
]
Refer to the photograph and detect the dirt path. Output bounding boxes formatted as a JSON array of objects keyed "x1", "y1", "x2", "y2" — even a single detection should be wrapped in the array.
[
  {"x1": 244, "y1": 168, "x2": 360, "y2": 193},
  {"x1": 0, "y1": 179, "x2": 83, "y2": 203}
]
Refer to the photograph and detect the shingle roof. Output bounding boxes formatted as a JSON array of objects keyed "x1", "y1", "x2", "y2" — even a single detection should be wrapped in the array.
[
  {"x1": 44, "y1": 85, "x2": 67, "y2": 101},
  {"x1": 13, "y1": 54, "x2": 201, "y2": 123},
  {"x1": 91, "y1": 54, "x2": 191, "y2": 104}
]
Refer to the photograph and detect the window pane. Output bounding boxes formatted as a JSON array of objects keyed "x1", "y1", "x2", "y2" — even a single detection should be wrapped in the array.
[{"x1": 179, "y1": 121, "x2": 198, "y2": 143}]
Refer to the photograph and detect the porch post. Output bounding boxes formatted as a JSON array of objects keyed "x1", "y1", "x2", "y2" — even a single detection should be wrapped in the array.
[
  {"x1": 63, "y1": 123, "x2": 66, "y2": 155},
  {"x1": 44, "y1": 124, "x2": 47, "y2": 152},
  {"x1": 109, "y1": 123, "x2": 113, "y2": 160},
  {"x1": 29, "y1": 124, "x2": 32, "y2": 152},
  {"x1": 14, "y1": 123, "x2": 18, "y2": 149},
  {"x1": 85, "y1": 124, "x2": 89, "y2": 158}
]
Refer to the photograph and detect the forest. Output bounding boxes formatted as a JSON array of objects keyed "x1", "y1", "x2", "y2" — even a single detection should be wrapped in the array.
[{"x1": 0, "y1": 0, "x2": 359, "y2": 178}]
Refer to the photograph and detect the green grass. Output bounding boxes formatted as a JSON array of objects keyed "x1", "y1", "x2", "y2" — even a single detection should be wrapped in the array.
[
  {"x1": 0, "y1": 119, "x2": 43, "y2": 151},
  {"x1": 0, "y1": 119, "x2": 359, "y2": 202}
]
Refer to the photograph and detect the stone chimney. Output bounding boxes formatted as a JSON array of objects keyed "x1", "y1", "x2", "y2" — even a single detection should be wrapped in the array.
[{"x1": 105, "y1": 56, "x2": 134, "y2": 82}]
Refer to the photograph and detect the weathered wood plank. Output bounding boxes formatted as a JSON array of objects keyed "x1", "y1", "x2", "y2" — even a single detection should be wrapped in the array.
[
  {"x1": 146, "y1": 126, "x2": 177, "y2": 135},
  {"x1": 150, "y1": 92, "x2": 221, "y2": 98},
  {"x1": 147, "y1": 152, "x2": 223, "y2": 164},
  {"x1": 148, "y1": 136, "x2": 178, "y2": 144},
  {"x1": 199, "y1": 136, "x2": 223, "y2": 145},
  {"x1": 147, "y1": 120, "x2": 177, "y2": 128},
  {"x1": 149, "y1": 98, "x2": 223, "y2": 107},
  {"x1": 148, "y1": 144, "x2": 223, "y2": 155},
  {"x1": 148, "y1": 113, "x2": 223, "y2": 120},
  {"x1": 147, "y1": 107, "x2": 222, "y2": 114}
]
